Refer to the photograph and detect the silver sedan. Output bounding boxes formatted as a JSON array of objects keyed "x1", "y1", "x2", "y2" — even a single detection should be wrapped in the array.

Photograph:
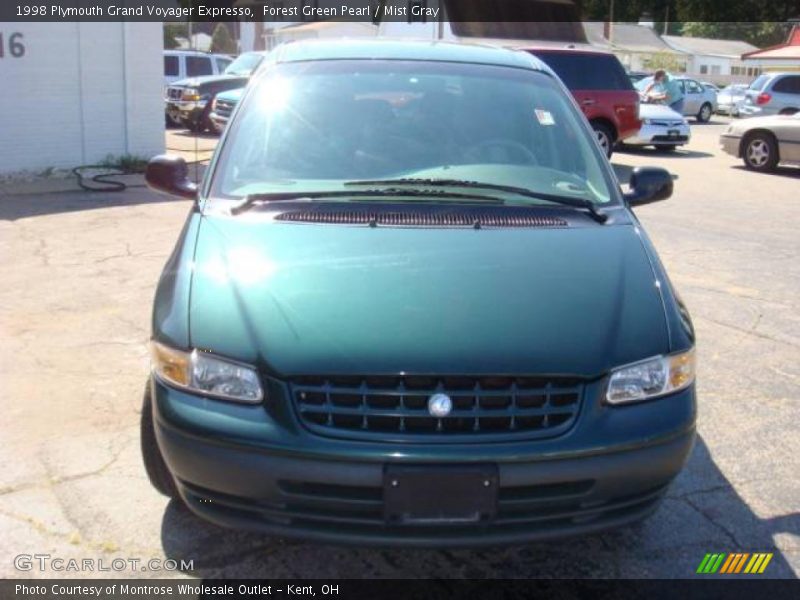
[{"x1": 720, "y1": 112, "x2": 800, "y2": 172}]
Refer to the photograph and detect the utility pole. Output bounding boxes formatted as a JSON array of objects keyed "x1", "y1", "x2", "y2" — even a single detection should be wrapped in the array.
[{"x1": 608, "y1": 0, "x2": 614, "y2": 44}]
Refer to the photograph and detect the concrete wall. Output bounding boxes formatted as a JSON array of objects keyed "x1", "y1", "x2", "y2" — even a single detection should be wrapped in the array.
[{"x1": 0, "y1": 22, "x2": 164, "y2": 173}]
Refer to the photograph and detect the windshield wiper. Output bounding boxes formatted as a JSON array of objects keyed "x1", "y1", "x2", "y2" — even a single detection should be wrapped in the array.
[
  {"x1": 345, "y1": 178, "x2": 608, "y2": 223},
  {"x1": 229, "y1": 188, "x2": 507, "y2": 216}
]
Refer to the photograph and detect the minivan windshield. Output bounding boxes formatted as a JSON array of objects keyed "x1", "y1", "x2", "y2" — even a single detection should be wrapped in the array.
[
  {"x1": 210, "y1": 60, "x2": 615, "y2": 206},
  {"x1": 224, "y1": 52, "x2": 264, "y2": 76}
]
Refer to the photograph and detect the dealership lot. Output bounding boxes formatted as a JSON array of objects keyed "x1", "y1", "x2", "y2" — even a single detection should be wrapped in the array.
[{"x1": 0, "y1": 118, "x2": 798, "y2": 578}]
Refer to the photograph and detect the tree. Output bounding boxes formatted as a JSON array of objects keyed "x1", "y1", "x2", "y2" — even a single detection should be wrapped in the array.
[
  {"x1": 163, "y1": 23, "x2": 187, "y2": 49},
  {"x1": 643, "y1": 51, "x2": 685, "y2": 72},
  {"x1": 679, "y1": 22, "x2": 791, "y2": 48},
  {"x1": 210, "y1": 23, "x2": 237, "y2": 55}
]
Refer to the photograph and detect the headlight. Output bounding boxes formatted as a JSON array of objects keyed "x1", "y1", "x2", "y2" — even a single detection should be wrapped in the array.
[
  {"x1": 642, "y1": 118, "x2": 651, "y2": 125},
  {"x1": 150, "y1": 341, "x2": 263, "y2": 403},
  {"x1": 606, "y1": 348, "x2": 695, "y2": 405},
  {"x1": 182, "y1": 88, "x2": 201, "y2": 101}
]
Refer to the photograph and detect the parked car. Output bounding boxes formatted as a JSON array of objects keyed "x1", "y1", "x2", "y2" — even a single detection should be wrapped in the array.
[
  {"x1": 143, "y1": 39, "x2": 695, "y2": 546},
  {"x1": 165, "y1": 51, "x2": 267, "y2": 133},
  {"x1": 164, "y1": 51, "x2": 233, "y2": 126},
  {"x1": 622, "y1": 102, "x2": 690, "y2": 151},
  {"x1": 720, "y1": 112, "x2": 800, "y2": 172},
  {"x1": 716, "y1": 84, "x2": 749, "y2": 116},
  {"x1": 524, "y1": 47, "x2": 641, "y2": 157},
  {"x1": 209, "y1": 87, "x2": 243, "y2": 134},
  {"x1": 636, "y1": 75, "x2": 717, "y2": 122},
  {"x1": 739, "y1": 72, "x2": 800, "y2": 118}
]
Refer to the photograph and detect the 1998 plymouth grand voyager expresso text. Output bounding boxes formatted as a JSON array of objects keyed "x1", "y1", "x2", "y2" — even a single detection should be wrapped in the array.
[{"x1": 142, "y1": 40, "x2": 696, "y2": 546}]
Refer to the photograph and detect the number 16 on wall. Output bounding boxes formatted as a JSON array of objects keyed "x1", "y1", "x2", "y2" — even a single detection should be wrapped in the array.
[{"x1": 0, "y1": 32, "x2": 26, "y2": 58}]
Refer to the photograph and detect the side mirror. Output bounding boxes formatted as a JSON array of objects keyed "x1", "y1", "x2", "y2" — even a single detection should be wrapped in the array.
[
  {"x1": 624, "y1": 167, "x2": 674, "y2": 206},
  {"x1": 145, "y1": 155, "x2": 198, "y2": 200}
]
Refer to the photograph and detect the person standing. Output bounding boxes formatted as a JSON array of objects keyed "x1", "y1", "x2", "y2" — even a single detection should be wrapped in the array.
[{"x1": 644, "y1": 69, "x2": 685, "y2": 114}]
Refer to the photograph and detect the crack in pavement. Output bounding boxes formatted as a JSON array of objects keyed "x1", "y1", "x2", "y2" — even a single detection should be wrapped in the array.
[
  {"x1": 679, "y1": 495, "x2": 743, "y2": 549},
  {"x1": 694, "y1": 314, "x2": 800, "y2": 350}
]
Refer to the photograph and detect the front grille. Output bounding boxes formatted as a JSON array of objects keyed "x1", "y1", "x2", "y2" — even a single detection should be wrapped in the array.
[
  {"x1": 167, "y1": 87, "x2": 184, "y2": 100},
  {"x1": 215, "y1": 99, "x2": 235, "y2": 118},
  {"x1": 275, "y1": 208, "x2": 568, "y2": 228},
  {"x1": 650, "y1": 120, "x2": 684, "y2": 127},
  {"x1": 289, "y1": 375, "x2": 583, "y2": 442}
]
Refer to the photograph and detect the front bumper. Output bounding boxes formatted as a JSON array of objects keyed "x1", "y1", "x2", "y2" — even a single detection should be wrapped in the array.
[
  {"x1": 719, "y1": 133, "x2": 742, "y2": 158},
  {"x1": 165, "y1": 99, "x2": 208, "y2": 127},
  {"x1": 152, "y1": 377, "x2": 696, "y2": 547},
  {"x1": 625, "y1": 122, "x2": 691, "y2": 147},
  {"x1": 716, "y1": 102, "x2": 741, "y2": 115},
  {"x1": 209, "y1": 112, "x2": 229, "y2": 133},
  {"x1": 738, "y1": 104, "x2": 778, "y2": 118}
]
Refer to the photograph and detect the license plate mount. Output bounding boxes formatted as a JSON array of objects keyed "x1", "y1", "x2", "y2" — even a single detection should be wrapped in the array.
[{"x1": 383, "y1": 464, "x2": 498, "y2": 526}]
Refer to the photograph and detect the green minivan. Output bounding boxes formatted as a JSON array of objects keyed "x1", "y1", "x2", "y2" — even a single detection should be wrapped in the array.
[{"x1": 142, "y1": 40, "x2": 696, "y2": 546}]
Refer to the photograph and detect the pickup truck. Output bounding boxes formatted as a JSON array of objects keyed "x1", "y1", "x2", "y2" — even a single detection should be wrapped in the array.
[{"x1": 165, "y1": 51, "x2": 266, "y2": 133}]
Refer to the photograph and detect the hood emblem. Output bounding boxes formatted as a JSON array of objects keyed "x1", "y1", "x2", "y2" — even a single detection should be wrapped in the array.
[{"x1": 428, "y1": 393, "x2": 453, "y2": 417}]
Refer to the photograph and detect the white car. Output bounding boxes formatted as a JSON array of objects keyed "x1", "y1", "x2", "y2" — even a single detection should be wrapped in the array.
[{"x1": 622, "y1": 103, "x2": 691, "y2": 151}]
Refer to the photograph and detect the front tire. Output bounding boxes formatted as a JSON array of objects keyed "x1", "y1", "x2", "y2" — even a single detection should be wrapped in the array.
[
  {"x1": 591, "y1": 122, "x2": 614, "y2": 158},
  {"x1": 742, "y1": 133, "x2": 779, "y2": 172},
  {"x1": 141, "y1": 380, "x2": 178, "y2": 499},
  {"x1": 697, "y1": 103, "x2": 713, "y2": 123}
]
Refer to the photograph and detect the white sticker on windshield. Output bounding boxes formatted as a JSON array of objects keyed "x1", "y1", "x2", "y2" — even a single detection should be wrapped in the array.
[{"x1": 535, "y1": 109, "x2": 555, "y2": 126}]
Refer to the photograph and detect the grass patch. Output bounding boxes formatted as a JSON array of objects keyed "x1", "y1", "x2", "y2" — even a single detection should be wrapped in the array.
[{"x1": 97, "y1": 154, "x2": 149, "y2": 173}]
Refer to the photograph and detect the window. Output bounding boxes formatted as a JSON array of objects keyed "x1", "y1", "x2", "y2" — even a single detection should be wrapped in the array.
[
  {"x1": 223, "y1": 52, "x2": 264, "y2": 76},
  {"x1": 186, "y1": 56, "x2": 213, "y2": 77},
  {"x1": 528, "y1": 51, "x2": 633, "y2": 91},
  {"x1": 164, "y1": 55, "x2": 179, "y2": 77},
  {"x1": 686, "y1": 80, "x2": 703, "y2": 94},
  {"x1": 749, "y1": 74, "x2": 769, "y2": 91},
  {"x1": 699, "y1": 65, "x2": 708, "y2": 75},
  {"x1": 772, "y1": 76, "x2": 800, "y2": 95},
  {"x1": 216, "y1": 57, "x2": 233, "y2": 72},
  {"x1": 212, "y1": 60, "x2": 615, "y2": 206}
]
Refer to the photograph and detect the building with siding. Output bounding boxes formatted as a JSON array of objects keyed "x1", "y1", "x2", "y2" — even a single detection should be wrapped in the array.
[
  {"x1": 662, "y1": 35, "x2": 760, "y2": 84},
  {"x1": 0, "y1": 22, "x2": 163, "y2": 174}
]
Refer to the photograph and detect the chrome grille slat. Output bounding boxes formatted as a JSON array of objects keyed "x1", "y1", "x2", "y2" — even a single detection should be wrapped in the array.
[
  {"x1": 215, "y1": 100, "x2": 234, "y2": 118},
  {"x1": 290, "y1": 376, "x2": 583, "y2": 442}
]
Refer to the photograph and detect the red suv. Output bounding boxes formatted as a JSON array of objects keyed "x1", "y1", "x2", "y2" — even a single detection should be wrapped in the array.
[{"x1": 523, "y1": 47, "x2": 641, "y2": 158}]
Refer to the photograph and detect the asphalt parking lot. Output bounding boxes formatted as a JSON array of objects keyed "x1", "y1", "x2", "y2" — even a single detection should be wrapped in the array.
[{"x1": 1, "y1": 118, "x2": 798, "y2": 579}]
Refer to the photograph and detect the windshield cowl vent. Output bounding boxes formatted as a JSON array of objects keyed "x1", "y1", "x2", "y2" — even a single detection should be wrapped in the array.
[{"x1": 274, "y1": 208, "x2": 569, "y2": 228}]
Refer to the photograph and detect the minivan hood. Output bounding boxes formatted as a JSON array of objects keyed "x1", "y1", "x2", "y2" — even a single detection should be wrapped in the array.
[{"x1": 188, "y1": 216, "x2": 669, "y2": 377}]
